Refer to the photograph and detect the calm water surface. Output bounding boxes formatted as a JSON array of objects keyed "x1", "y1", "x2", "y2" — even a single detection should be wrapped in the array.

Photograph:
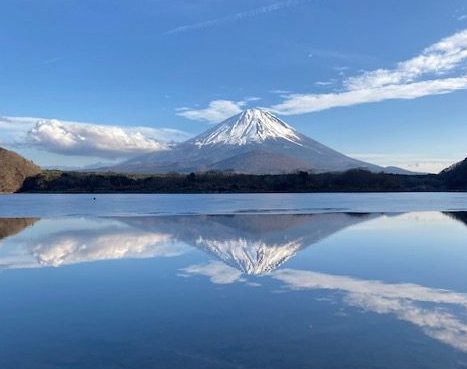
[
  {"x1": 1, "y1": 192, "x2": 467, "y2": 216},
  {"x1": 1, "y1": 194, "x2": 467, "y2": 368}
]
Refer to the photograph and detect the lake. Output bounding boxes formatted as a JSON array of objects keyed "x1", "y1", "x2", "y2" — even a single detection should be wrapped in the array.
[{"x1": 1, "y1": 193, "x2": 467, "y2": 368}]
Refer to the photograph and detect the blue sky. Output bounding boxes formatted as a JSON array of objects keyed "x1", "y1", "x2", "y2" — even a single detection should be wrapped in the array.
[{"x1": 1, "y1": 0, "x2": 466, "y2": 172}]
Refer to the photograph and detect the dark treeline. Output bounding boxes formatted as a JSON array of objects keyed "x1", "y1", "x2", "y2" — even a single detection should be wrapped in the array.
[{"x1": 17, "y1": 166, "x2": 466, "y2": 193}]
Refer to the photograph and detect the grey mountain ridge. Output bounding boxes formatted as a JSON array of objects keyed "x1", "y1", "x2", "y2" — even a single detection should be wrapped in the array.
[{"x1": 110, "y1": 108, "x2": 414, "y2": 174}]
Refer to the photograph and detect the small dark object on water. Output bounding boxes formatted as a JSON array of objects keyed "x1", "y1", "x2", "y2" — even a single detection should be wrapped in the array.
[{"x1": 93, "y1": 197, "x2": 96, "y2": 200}]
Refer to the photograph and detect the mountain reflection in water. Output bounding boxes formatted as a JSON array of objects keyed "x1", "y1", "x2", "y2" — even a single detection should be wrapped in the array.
[
  {"x1": 0, "y1": 213, "x2": 379, "y2": 271},
  {"x1": 1, "y1": 212, "x2": 467, "y2": 357}
]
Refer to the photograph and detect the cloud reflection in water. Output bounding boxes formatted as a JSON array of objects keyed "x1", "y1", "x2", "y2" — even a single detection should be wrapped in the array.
[{"x1": 273, "y1": 268, "x2": 467, "y2": 352}]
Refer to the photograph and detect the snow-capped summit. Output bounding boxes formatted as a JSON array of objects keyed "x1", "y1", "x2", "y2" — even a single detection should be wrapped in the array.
[
  {"x1": 191, "y1": 108, "x2": 302, "y2": 147},
  {"x1": 113, "y1": 108, "x2": 414, "y2": 174}
]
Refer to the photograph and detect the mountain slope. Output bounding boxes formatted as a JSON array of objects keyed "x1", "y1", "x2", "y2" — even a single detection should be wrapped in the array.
[
  {"x1": 112, "y1": 108, "x2": 412, "y2": 175},
  {"x1": 211, "y1": 150, "x2": 310, "y2": 173},
  {"x1": 0, "y1": 147, "x2": 42, "y2": 193},
  {"x1": 439, "y1": 158, "x2": 467, "y2": 189}
]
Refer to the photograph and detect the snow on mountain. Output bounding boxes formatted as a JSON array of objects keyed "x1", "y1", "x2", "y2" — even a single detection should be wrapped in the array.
[
  {"x1": 191, "y1": 109, "x2": 302, "y2": 147},
  {"x1": 111, "y1": 108, "x2": 414, "y2": 174}
]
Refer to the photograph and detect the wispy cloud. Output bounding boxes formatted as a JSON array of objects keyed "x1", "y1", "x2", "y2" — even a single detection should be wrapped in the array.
[
  {"x1": 164, "y1": 0, "x2": 310, "y2": 35},
  {"x1": 345, "y1": 30, "x2": 467, "y2": 90},
  {"x1": 0, "y1": 116, "x2": 190, "y2": 158},
  {"x1": 271, "y1": 77, "x2": 467, "y2": 115},
  {"x1": 270, "y1": 29, "x2": 467, "y2": 115},
  {"x1": 177, "y1": 99, "x2": 246, "y2": 123},
  {"x1": 183, "y1": 30, "x2": 467, "y2": 117}
]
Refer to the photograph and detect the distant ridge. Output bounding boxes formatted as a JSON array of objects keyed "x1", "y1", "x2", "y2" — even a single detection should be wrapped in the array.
[{"x1": 111, "y1": 108, "x2": 414, "y2": 175}]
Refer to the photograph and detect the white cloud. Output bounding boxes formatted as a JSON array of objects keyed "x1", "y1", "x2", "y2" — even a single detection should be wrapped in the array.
[
  {"x1": 273, "y1": 268, "x2": 467, "y2": 351},
  {"x1": 271, "y1": 29, "x2": 467, "y2": 115},
  {"x1": 28, "y1": 119, "x2": 169, "y2": 158},
  {"x1": 181, "y1": 261, "x2": 244, "y2": 284},
  {"x1": 177, "y1": 99, "x2": 245, "y2": 123},
  {"x1": 346, "y1": 30, "x2": 467, "y2": 89},
  {"x1": 271, "y1": 76, "x2": 467, "y2": 115},
  {"x1": 0, "y1": 116, "x2": 190, "y2": 158},
  {"x1": 164, "y1": 0, "x2": 309, "y2": 35}
]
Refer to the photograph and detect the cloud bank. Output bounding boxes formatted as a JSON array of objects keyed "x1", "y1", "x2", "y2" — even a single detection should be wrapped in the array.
[
  {"x1": 28, "y1": 120, "x2": 169, "y2": 158},
  {"x1": 0, "y1": 116, "x2": 190, "y2": 159}
]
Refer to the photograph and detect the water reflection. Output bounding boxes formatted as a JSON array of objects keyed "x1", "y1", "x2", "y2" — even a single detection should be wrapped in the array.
[
  {"x1": 445, "y1": 211, "x2": 467, "y2": 227},
  {"x1": 174, "y1": 212, "x2": 467, "y2": 353},
  {"x1": 0, "y1": 213, "x2": 379, "y2": 271},
  {"x1": 1, "y1": 212, "x2": 467, "y2": 356},
  {"x1": 273, "y1": 268, "x2": 467, "y2": 352},
  {"x1": 31, "y1": 229, "x2": 183, "y2": 267},
  {"x1": 0, "y1": 218, "x2": 187, "y2": 269},
  {"x1": 181, "y1": 261, "x2": 245, "y2": 285},
  {"x1": 0, "y1": 218, "x2": 38, "y2": 240},
  {"x1": 121, "y1": 213, "x2": 378, "y2": 274}
]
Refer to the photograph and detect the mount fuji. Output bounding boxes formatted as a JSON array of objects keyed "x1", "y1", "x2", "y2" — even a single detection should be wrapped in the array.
[{"x1": 112, "y1": 108, "x2": 411, "y2": 174}]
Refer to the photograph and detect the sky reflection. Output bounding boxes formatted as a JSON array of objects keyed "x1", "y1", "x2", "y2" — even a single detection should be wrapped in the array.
[
  {"x1": 1, "y1": 212, "x2": 467, "y2": 357},
  {"x1": 273, "y1": 268, "x2": 467, "y2": 352}
]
